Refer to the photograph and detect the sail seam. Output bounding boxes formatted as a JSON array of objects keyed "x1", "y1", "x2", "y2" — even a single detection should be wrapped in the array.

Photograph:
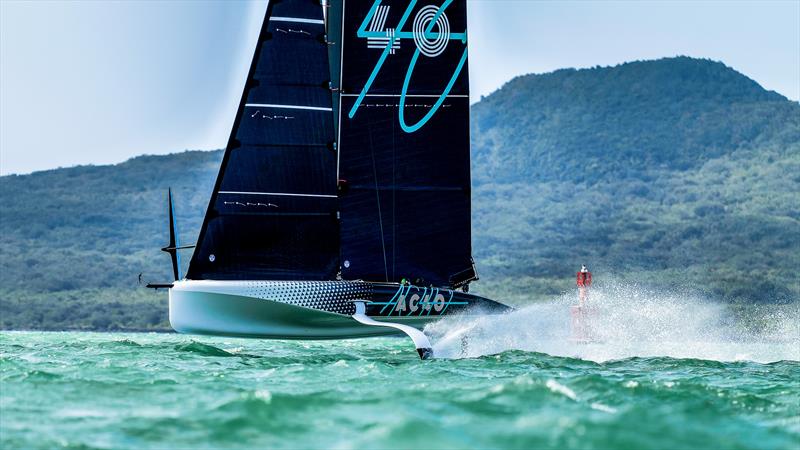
[
  {"x1": 245, "y1": 103, "x2": 333, "y2": 111},
  {"x1": 270, "y1": 16, "x2": 325, "y2": 25}
]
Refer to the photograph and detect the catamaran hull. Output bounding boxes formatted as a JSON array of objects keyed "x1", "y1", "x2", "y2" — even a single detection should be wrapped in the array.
[{"x1": 169, "y1": 280, "x2": 510, "y2": 339}]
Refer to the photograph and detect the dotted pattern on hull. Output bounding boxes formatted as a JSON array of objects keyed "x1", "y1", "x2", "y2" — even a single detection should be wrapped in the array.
[{"x1": 238, "y1": 281, "x2": 373, "y2": 315}]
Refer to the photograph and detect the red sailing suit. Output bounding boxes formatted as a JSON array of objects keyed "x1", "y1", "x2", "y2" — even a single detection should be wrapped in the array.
[{"x1": 576, "y1": 271, "x2": 592, "y2": 287}]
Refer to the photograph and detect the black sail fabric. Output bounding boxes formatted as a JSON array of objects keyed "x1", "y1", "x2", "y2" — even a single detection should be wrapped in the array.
[
  {"x1": 337, "y1": 0, "x2": 476, "y2": 287},
  {"x1": 187, "y1": 0, "x2": 339, "y2": 280}
]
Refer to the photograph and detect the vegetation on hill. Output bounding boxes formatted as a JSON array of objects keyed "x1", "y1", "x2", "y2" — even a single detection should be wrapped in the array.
[
  {"x1": 0, "y1": 151, "x2": 221, "y2": 330},
  {"x1": 470, "y1": 57, "x2": 799, "y2": 303},
  {"x1": 1, "y1": 57, "x2": 798, "y2": 330}
]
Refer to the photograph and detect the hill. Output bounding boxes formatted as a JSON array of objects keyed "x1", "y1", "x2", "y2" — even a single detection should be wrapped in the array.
[
  {"x1": 1, "y1": 57, "x2": 798, "y2": 330},
  {"x1": 0, "y1": 151, "x2": 221, "y2": 330},
  {"x1": 470, "y1": 57, "x2": 799, "y2": 301}
]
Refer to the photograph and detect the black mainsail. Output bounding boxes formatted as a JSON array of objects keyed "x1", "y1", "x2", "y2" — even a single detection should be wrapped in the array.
[
  {"x1": 337, "y1": 0, "x2": 474, "y2": 288},
  {"x1": 188, "y1": 0, "x2": 477, "y2": 289}
]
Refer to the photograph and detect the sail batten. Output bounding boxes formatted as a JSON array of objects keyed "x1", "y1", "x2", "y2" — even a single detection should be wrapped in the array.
[
  {"x1": 271, "y1": 16, "x2": 326, "y2": 24},
  {"x1": 245, "y1": 103, "x2": 334, "y2": 111},
  {"x1": 219, "y1": 191, "x2": 338, "y2": 198}
]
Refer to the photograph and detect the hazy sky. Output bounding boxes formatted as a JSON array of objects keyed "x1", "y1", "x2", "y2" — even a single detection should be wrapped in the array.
[{"x1": 1, "y1": 0, "x2": 798, "y2": 175}]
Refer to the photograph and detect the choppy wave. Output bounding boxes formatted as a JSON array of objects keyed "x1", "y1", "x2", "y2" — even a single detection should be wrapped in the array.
[
  {"x1": 427, "y1": 281, "x2": 800, "y2": 362},
  {"x1": 1, "y1": 319, "x2": 798, "y2": 449},
  {"x1": 174, "y1": 341, "x2": 239, "y2": 357}
]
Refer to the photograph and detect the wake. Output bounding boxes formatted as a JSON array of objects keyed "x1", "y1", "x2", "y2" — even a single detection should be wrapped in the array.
[{"x1": 426, "y1": 281, "x2": 800, "y2": 362}]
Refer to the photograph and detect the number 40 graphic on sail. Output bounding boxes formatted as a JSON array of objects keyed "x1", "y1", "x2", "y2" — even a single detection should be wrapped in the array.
[{"x1": 348, "y1": 0, "x2": 468, "y2": 133}]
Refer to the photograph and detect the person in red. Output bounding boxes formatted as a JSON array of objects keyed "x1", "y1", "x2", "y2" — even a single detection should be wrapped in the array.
[
  {"x1": 576, "y1": 264, "x2": 592, "y2": 306},
  {"x1": 570, "y1": 264, "x2": 593, "y2": 343}
]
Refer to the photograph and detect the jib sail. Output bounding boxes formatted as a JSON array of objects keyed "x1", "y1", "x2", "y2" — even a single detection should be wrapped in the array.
[
  {"x1": 187, "y1": 0, "x2": 339, "y2": 280},
  {"x1": 188, "y1": 0, "x2": 477, "y2": 289}
]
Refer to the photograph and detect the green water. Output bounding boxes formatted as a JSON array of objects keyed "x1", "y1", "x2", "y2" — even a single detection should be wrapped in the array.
[{"x1": 1, "y1": 331, "x2": 798, "y2": 449}]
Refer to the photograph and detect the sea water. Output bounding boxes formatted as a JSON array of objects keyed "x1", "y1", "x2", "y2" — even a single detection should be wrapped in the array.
[{"x1": 1, "y1": 287, "x2": 798, "y2": 449}]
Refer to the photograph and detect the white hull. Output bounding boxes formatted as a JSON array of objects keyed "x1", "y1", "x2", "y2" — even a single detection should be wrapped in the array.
[{"x1": 169, "y1": 280, "x2": 438, "y2": 339}]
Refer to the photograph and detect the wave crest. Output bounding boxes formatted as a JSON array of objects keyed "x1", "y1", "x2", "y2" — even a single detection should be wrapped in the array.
[{"x1": 174, "y1": 341, "x2": 236, "y2": 357}]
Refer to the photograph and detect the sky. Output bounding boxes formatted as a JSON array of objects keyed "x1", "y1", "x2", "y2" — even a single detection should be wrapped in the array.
[{"x1": 1, "y1": 0, "x2": 798, "y2": 175}]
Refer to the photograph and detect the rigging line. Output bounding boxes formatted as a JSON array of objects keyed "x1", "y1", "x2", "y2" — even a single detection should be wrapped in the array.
[
  {"x1": 218, "y1": 191, "x2": 337, "y2": 198},
  {"x1": 270, "y1": 16, "x2": 325, "y2": 25},
  {"x1": 391, "y1": 105, "x2": 397, "y2": 280},
  {"x1": 367, "y1": 125, "x2": 389, "y2": 282},
  {"x1": 245, "y1": 103, "x2": 333, "y2": 111},
  {"x1": 336, "y1": 95, "x2": 342, "y2": 182}
]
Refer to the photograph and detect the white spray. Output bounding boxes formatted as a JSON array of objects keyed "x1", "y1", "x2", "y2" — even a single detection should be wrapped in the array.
[{"x1": 426, "y1": 280, "x2": 800, "y2": 362}]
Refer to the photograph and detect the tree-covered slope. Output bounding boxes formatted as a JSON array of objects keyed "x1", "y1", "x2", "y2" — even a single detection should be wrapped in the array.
[
  {"x1": 1, "y1": 57, "x2": 797, "y2": 330},
  {"x1": 0, "y1": 151, "x2": 222, "y2": 330},
  {"x1": 470, "y1": 57, "x2": 799, "y2": 302},
  {"x1": 472, "y1": 57, "x2": 795, "y2": 182}
]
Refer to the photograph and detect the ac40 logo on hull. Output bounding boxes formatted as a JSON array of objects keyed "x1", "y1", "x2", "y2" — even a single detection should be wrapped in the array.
[{"x1": 374, "y1": 286, "x2": 468, "y2": 316}]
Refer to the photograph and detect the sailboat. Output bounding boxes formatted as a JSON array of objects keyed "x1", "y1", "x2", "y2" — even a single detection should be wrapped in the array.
[{"x1": 151, "y1": 0, "x2": 512, "y2": 359}]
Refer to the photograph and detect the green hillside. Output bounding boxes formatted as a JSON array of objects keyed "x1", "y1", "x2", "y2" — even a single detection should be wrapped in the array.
[
  {"x1": 470, "y1": 57, "x2": 800, "y2": 302},
  {"x1": 1, "y1": 57, "x2": 798, "y2": 330},
  {"x1": 0, "y1": 151, "x2": 221, "y2": 330}
]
